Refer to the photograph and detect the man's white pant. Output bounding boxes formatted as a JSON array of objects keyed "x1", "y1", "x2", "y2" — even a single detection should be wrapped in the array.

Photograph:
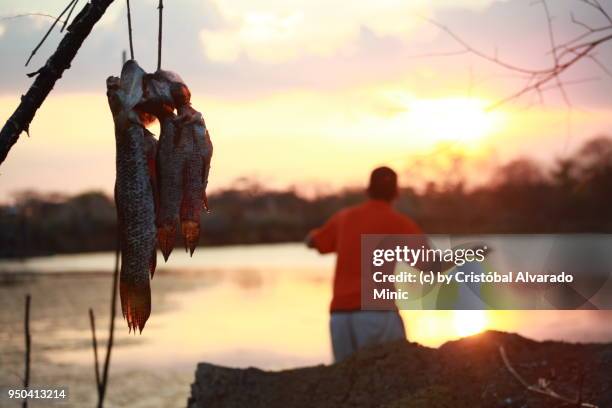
[{"x1": 330, "y1": 310, "x2": 406, "y2": 362}]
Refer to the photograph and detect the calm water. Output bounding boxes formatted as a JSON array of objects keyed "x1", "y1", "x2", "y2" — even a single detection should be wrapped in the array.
[{"x1": 1, "y1": 242, "x2": 612, "y2": 372}]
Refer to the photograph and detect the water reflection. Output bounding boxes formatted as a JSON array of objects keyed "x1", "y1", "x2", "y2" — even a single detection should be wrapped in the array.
[{"x1": 1, "y1": 243, "x2": 612, "y2": 374}]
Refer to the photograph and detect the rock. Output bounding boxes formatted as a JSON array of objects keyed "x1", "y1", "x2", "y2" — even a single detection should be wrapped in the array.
[{"x1": 187, "y1": 331, "x2": 612, "y2": 408}]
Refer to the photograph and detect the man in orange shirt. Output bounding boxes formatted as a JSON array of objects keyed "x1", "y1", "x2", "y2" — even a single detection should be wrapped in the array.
[{"x1": 306, "y1": 166, "x2": 422, "y2": 362}]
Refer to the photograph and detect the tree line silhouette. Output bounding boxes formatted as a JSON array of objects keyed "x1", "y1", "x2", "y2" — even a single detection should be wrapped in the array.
[{"x1": 1, "y1": 136, "x2": 610, "y2": 258}]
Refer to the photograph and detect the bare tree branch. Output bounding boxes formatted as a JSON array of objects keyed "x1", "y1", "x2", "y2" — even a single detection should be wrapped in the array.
[
  {"x1": 61, "y1": 0, "x2": 80, "y2": 33},
  {"x1": 0, "y1": 0, "x2": 116, "y2": 168},
  {"x1": 425, "y1": 17, "x2": 551, "y2": 75},
  {"x1": 25, "y1": 0, "x2": 78, "y2": 67},
  {"x1": 427, "y1": 0, "x2": 612, "y2": 109},
  {"x1": 579, "y1": 0, "x2": 612, "y2": 25}
]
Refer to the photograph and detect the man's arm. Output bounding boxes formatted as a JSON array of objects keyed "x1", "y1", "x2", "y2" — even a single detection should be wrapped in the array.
[{"x1": 305, "y1": 214, "x2": 339, "y2": 254}]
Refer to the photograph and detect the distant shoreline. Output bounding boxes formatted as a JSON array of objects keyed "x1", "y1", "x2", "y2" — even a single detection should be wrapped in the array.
[{"x1": 0, "y1": 239, "x2": 304, "y2": 261}]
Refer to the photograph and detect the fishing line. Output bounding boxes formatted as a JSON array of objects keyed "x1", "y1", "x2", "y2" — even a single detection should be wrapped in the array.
[
  {"x1": 126, "y1": 0, "x2": 135, "y2": 60},
  {"x1": 157, "y1": 0, "x2": 164, "y2": 70},
  {"x1": 124, "y1": 0, "x2": 164, "y2": 67}
]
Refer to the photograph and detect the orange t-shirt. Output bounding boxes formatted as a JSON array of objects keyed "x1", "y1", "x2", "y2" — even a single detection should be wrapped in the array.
[{"x1": 310, "y1": 199, "x2": 422, "y2": 312}]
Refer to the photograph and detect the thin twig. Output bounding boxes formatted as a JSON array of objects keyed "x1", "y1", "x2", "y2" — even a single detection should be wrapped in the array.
[
  {"x1": 126, "y1": 0, "x2": 134, "y2": 60},
  {"x1": 570, "y1": 12, "x2": 599, "y2": 33},
  {"x1": 22, "y1": 294, "x2": 31, "y2": 408},
  {"x1": 25, "y1": 0, "x2": 77, "y2": 66},
  {"x1": 0, "y1": 14, "x2": 67, "y2": 24},
  {"x1": 157, "y1": 0, "x2": 164, "y2": 70},
  {"x1": 499, "y1": 346, "x2": 598, "y2": 408},
  {"x1": 97, "y1": 236, "x2": 120, "y2": 408},
  {"x1": 89, "y1": 308, "x2": 101, "y2": 395},
  {"x1": 425, "y1": 17, "x2": 549, "y2": 75},
  {"x1": 560, "y1": 48, "x2": 612, "y2": 78},
  {"x1": 538, "y1": 76, "x2": 600, "y2": 92},
  {"x1": 579, "y1": 0, "x2": 612, "y2": 24},
  {"x1": 486, "y1": 34, "x2": 611, "y2": 110},
  {"x1": 60, "y1": 0, "x2": 79, "y2": 33},
  {"x1": 539, "y1": 0, "x2": 572, "y2": 107}
]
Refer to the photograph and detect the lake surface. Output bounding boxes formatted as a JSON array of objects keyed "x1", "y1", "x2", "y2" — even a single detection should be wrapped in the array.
[{"x1": 1, "y1": 242, "x2": 611, "y2": 407}]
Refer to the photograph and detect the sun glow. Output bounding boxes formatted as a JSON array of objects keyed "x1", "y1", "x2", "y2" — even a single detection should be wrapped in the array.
[
  {"x1": 452, "y1": 310, "x2": 488, "y2": 337},
  {"x1": 401, "y1": 97, "x2": 503, "y2": 144}
]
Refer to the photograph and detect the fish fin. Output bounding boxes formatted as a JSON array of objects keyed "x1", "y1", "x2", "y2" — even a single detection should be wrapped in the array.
[
  {"x1": 202, "y1": 192, "x2": 210, "y2": 213},
  {"x1": 201, "y1": 158, "x2": 210, "y2": 213},
  {"x1": 149, "y1": 245, "x2": 157, "y2": 279},
  {"x1": 179, "y1": 160, "x2": 200, "y2": 255},
  {"x1": 201, "y1": 129, "x2": 212, "y2": 213},
  {"x1": 181, "y1": 220, "x2": 199, "y2": 256},
  {"x1": 119, "y1": 277, "x2": 151, "y2": 334},
  {"x1": 157, "y1": 224, "x2": 176, "y2": 262}
]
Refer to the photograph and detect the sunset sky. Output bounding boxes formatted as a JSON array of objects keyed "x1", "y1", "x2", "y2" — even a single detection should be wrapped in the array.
[{"x1": 0, "y1": 0, "x2": 611, "y2": 201}]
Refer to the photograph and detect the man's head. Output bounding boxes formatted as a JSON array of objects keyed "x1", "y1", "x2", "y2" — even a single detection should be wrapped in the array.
[{"x1": 367, "y1": 166, "x2": 398, "y2": 201}]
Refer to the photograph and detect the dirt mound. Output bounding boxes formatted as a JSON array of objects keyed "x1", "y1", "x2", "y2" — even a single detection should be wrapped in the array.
[{"x1": 187, "y1": 331, "x2": 612, "y2": 408}]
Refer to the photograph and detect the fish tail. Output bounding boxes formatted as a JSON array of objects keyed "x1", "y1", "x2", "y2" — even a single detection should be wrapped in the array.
[
  {"x1": 179, "y1": 158, "x2": 201, "y2": 256},
  {"x1": 181, "y1": 220, "x2": 199, "y2": 256},
  {"x1": 119, "y1": 277, "x2": 151, "y2": 334},
  {"x1": 157, "y1": 223, "x2": 176, "y2": 262}
]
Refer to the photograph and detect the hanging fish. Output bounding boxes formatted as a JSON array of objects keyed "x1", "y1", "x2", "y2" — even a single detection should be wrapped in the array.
[
  {"x1": 139, "y1": 70, "x2": 213, "y2": 259},
  {"x1": 138, "y1": 70, "x2": 182, "y2": 260},
  {"x1": 176, "y1": 104, "x2": 213, "y2": 255},
  {"x1": 107, "y1": 60, "x2": 157, "y2": 333},
  {"x1": 155, "y1": 114, "x2": 183, "y2": 261},
  {"x1": 165, "y1": 73, "x2": 213, "y2": 255}
]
